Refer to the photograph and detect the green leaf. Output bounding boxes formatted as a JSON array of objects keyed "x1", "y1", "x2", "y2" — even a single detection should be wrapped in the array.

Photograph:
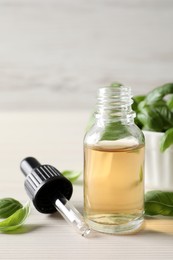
[
  {"x1": 160, "y1": 128, "x2": 173, "y2": 152},
  {"x1": 0, "y1": 198, "x2": 23, "y2": 218},
  {"x1": 167, "y1": 95, "x2": 173, "y2": 110},
  {"x1": 145, "y1": 83, "x2": 173, "y2": 104},
  {"x1": 132, "y1": 96, "x2": 146, "y2": 129},
  {"x1": 61, "y1": 170, "x2": 81, "y2": 183},
  {"x1": 138, "y1": 103, "x2": 173, "y2": 132},
  {"x1": 133, "y1": 83, "x2": 173, "y2": 151},
  {"x1": 0, "y1": 202, "x2": 30, "y2": 232},
  {"x1": 110, "y1": 82, "x2": 123, "y2": 88},
  {"x1": 132, "y1": 95, "x2": 146, "y2": 112},
  {"x1": 145, "y1": 190, "x2": 173, "y2": 216},
  {"x1": 100, "y1": 122, "x2": 130, "y2": 141}
]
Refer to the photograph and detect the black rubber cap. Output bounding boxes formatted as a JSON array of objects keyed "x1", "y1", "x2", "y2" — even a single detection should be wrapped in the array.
[{"x1": 20, "y1": 157, "x2": 73, "y2": 214}]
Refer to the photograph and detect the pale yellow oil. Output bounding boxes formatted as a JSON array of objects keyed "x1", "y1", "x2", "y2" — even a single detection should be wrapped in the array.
[{"x1": 84, "y1": 143, "x2": 145, "y2": 234}]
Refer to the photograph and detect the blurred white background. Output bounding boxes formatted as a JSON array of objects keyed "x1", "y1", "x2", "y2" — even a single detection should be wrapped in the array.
[{"x1": 0, "y1": 0, "x2": 173, "y2": 110}]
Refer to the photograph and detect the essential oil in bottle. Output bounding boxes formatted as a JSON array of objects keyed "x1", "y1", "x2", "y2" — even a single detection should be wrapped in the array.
[{"x1": 84, "y1": 84, "x2": 145, "y2": 234}]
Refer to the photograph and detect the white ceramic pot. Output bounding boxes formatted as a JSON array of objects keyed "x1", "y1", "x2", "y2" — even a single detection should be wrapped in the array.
[{"x1": 143, "y1": 130, "x2": 173, "y2": 191}]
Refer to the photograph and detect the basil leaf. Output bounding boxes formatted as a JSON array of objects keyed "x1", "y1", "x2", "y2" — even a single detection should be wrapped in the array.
[
  {"x1": 132, "y1": 95, "x2": 146, "y2": 112},
  {"x1": 110, "y1": 82, "x2": 123, "y2": 88},
  {"x1": 0, "y1": 198, "x2": 23, "y2": 218},
  {"x1": 100, "y1": 122, "x2": 130, "y2": 141},
  {"x1": 138, "y1": 103, "x2": 173, "y2": 131},
  {"x1": 145, "y1": 83, "x2": 173, "y2": 104},
  {"x1": 167, "y1": 95, "x2": 173, "y2": 111},
  {"x1": 160, "y1": 128, "x2": 173, "y2": 152},
  {"x1": 0, "y1": 202, "x2": 30, "y2": 232},
  {"x1": 131, "y1": 96, "x2": 146, "y2": 129},
  {"x1": 132, "y1": 84, "x2": 173, "y2": 151},
  {"x1": 61, "y1": 170, "x2": 81, "y2": 183},
  {"x1": 145, "y1": 190, "x2": 173, "y2": 216}
]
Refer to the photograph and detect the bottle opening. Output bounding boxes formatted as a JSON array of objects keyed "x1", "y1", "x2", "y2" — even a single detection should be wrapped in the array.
[{"x1": 95, "y1": 84, "x2": 135, "y2": 123}]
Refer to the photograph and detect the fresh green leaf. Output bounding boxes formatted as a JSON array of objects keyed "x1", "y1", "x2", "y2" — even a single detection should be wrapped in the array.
[
  {"x1": 160, "y1": 128, "x2": 173, "y2": 152},
  {"x1": 100, "y1": 122, "x2": 130, "y2": 141},
  {"x1": 132, "y1": 95, "x2": 146, "y2": 112},
  {"x1": 132, "y1": 96, "x2": 146, "y2": 128},
  {"x1": 0, "y1": 198, "x2": 23, "y2": 218},
  {"x1": 138, "y1": 104, "x2": 173, "y2": 132},
  {"x1": 167, "y1": 95, "x2": 173, "y2": 110},
  {"x1": 61, "y1": 170, "x2": 81, "y2": 183},
  {"x1": 132, "y1": 84, "x2": 173, "y2": 151},
  {"x1": 145, "y1": 190, "x2": 173, "y2": 216},
  {"x1": 110, "y1": 82, "x2": 123, "y2": 88},
  {"x1": 145, "y1": 83, "x2": 173, "y2": 104},
  {"x1": 0, "y1": 202, "x2": 30, "y2": 232}
]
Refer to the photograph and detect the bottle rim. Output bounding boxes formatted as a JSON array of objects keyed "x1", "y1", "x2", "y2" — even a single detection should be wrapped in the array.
[{"x1": 95, "y1": 84, "x2": 135, "y2": 123}]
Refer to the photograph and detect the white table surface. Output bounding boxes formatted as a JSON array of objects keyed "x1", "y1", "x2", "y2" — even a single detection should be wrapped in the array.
[{"x1": 0, "y1": 111, "x2": 173, "y2": 260}]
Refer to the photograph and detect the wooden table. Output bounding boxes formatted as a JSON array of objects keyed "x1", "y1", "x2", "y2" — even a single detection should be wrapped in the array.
[{"x1": 0, "y1": 111, "x2": 173, "y2": 260}]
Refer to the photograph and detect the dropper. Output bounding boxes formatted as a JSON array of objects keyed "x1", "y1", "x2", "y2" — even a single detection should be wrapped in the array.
[{"x1": 20, "y1": 157, "x2": 91, "y2": 237}]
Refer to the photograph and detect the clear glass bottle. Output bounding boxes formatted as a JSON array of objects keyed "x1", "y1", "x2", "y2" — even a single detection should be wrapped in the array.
[{"x1": 83, "y1": 84, "x2": 145, "y2": 234}]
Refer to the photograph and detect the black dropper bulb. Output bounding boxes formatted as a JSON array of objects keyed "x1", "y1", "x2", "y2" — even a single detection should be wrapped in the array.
[
  {"x1": 20, "y1": 157, "x2": 41, "y2": 176},
  {"x1": 20, "y1": 157, "x2": 73, "y2": 213},
  {"x1": 20, "y1": 157, "x2": 91, "y2": 237}
]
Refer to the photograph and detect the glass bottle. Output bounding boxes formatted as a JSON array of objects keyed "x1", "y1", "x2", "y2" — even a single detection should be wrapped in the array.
[{"x1": 83, "y1": 84, "x2": 145, "y2": 234}]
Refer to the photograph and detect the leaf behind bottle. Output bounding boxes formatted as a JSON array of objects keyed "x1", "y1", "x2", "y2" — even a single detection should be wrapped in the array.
[
  {"x1": 100, "y1": 122, "x2": 131, "y2": 141},
  {"x1": 145, "y1": 190, "x2": 173, "y2": 216},
  {"x1": 61, "y1": 170, "x2": 81, "y2": 183},
  {"x1": 160, "y1": 128, "x2": 173, "y2": 152}
]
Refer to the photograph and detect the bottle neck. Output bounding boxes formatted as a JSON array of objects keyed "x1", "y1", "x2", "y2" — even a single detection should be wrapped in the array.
[{"x1": 95, "y1": 85, "x2": 135, "y2": 125}]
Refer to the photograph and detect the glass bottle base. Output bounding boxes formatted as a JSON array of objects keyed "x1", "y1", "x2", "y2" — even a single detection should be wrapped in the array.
[{"x1": 87, "y1": 214, "x2": 144, "y2": 235}]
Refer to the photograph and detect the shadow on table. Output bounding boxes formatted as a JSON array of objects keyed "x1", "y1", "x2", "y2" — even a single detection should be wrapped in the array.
[{"x1": 47, "y1": 207, "x2": 173, "y2": 239}]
